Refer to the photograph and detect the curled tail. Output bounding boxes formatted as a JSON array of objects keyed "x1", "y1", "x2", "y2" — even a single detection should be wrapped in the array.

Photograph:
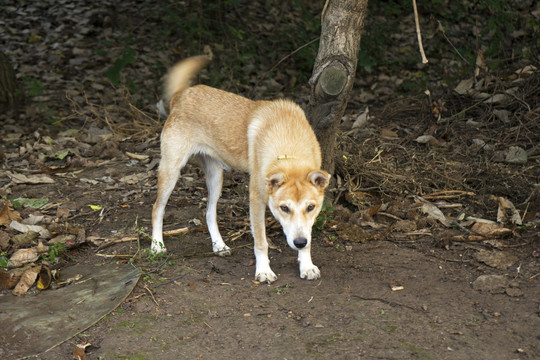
[{"x1": 164, "y1": 55, "x2": 211, "y2": 103}]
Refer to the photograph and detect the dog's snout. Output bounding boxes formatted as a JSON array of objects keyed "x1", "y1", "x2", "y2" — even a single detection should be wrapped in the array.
[{"x1": 293, "y1": 237, "x2": 307, "y2": 249}]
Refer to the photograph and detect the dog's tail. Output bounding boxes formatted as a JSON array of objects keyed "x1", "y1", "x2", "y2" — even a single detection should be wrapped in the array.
[{"x1": 164, "y1": 55, "x2": 211, "y2": 103}]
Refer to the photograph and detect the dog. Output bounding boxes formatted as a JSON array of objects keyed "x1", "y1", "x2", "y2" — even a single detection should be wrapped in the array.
[{"x1": 151, "y1": 56, "x2": 330, "y2": 283}]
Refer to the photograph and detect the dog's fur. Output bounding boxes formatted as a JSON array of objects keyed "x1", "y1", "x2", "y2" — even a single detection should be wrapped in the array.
[{"x1": 152, "y1": 56, "x2": 330, "y2": 283}]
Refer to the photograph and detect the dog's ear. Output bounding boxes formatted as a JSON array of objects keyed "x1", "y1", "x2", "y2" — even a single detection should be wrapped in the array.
[
  {"x1": 266, "y1": 172, "x2": 285, "y2": 192},
  {"x1": 308, "y1": 170, "x2": 330, "y2": 189}
]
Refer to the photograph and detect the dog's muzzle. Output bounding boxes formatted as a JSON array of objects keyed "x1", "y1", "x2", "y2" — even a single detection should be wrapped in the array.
[{"x1": 293, "y1": 237, "x2": 308, "y2": 249}]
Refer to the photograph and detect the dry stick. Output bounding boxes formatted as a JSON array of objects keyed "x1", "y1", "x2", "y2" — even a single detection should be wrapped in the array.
[
  {"x1": 95, "y1": 227, "x2": 192, "y2": 251},
  {"x1": 437, "y1": 21, "x2": 471, "y2": 65},
  {"x1": 266, "y1": 37, "x2": 320, "y2": 76},
  {"x1": 144, "y1": 284, "x2": 159, "y2": 307},
  {"x1": 250, "y1": 36, "x2": 320, "y2": 98},
  {"x1": 412, "y1": 0, "x2": 428, "y2": 64}
]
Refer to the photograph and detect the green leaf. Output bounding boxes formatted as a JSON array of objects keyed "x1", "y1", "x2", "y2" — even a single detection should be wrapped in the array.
[
  {"x1": 11, "y1": 198, "x2": 49, "y2": 209},
  {"x1": 54, "y1": 150, "x2": 70, "y2": 160},
  {"x1": 0, "y1": 255, "x2": 8, "y2": 270}
]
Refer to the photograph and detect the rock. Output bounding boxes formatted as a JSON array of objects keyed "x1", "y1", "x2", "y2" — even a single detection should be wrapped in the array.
[
  {"x1": 505, "y1": 287, "x2": 524, "y2": 297},
  {"x1": 505, "y1": 146, "x2": 527, "y2": 164},
  {"x1": 474, "y1": 250, "x2": 518, "y2": 270},
  {"x1": 472, "y1": 274, "x2": 508, "y2": 293}
]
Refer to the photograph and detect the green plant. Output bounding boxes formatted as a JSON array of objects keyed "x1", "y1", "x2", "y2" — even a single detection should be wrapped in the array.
[
  {"x1": 23, "y1": 77, "x2": 44, "y2": 96},
  {"x1": 41, "y1": 243, "x2": 66, "y2": 263},
  {"x1": 35, "y1": 103, "x2": 62, "y2": 124},
  {"x1": 106, "y1": 45, "x2": 137, "y2": 87},
  {"x1": 313, "y1": 199, "x2": 334, "y2": 232},
  {"x1": 136, "y1": 226, "x2": 165, "y2": 264},
  {"x1": 273, "y1": 283, "x2": 292, "y2": 295},
  {"x1": 0, "y1": 252, "x2": 8, "y2": 270}
]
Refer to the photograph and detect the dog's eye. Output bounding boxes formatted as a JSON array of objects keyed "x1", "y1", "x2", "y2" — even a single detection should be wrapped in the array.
[
  {"x1": 306, "y1": 204, "x2": 315, "y2": 212},
  {"x1": 280, "y1": 205, "x2": 290, "y2": 213}
]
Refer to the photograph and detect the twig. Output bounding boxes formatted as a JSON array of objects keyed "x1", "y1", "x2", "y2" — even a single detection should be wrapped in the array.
[
  {"x1": 266, "y1": 37, "x2": 320, "y2": 76},
  {"x1": 423, "y1": 190, "x2": 476, "y2": 200},
  {"x1": 96, "y1": 253, "x2": 133, "y2": 258},
  {"x1": 163, "y1": 227, "x2": 191, "y2": 237},
  {"x1": 437, "y1": 20, "x2": 471, "y2": 65},
  {"x1": 95, "y1": 227, "x2": 192, "y2": 252},
  {"x1": 378, "y1": 212, "x2": 403, "y2": 221},
  {"x1": 366, "y1": 149, "x2": 384, "y2": 165},
  {"x1": 412, "y1": 0, "x2": 428, "y2": 64},
  {"x1": 144, "y1": 284, "x2": 159, "y2": 307}
]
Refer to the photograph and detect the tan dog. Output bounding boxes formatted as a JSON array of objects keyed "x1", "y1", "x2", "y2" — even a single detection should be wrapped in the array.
[{"x1": 152, "y1": 56, "x2": 330, "y2": 283}]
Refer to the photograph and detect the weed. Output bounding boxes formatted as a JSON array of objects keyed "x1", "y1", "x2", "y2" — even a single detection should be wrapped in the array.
[
  {"x1": 313, "y1": 199, "x2": 334, "y2": 233},
  {"x1": 41, "y1": 243, "x2": 66, "y2": 263},
  {"x1": 133, "y1": 226, "x2": 165, "y2": 264},
  {"x1": 273, "y1": 283, "x2": 292, "y2": 295},
  {"x1": 23, "y1": 77, "x2": 44, "y2": 96},
  {"x1": 117, "y1": 320, "x2": 136, "y2": 328},
  {"x1": 106, "y1": 45, "x2": 137, "y2": 87},
  {"x1": 0, "y1": 252, "x2": 8, "y2": 270},
  {"x1": 142, "y1": 273, "x2": 156, "y2": 282}
]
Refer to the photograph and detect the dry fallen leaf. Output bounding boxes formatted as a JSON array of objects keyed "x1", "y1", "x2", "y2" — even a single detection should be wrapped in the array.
[
  {"x1": 414, "y1": 196, "x2": 451, "y2": 227},
  {"x1": 0, "y1": 200, "x2": 22, "y2": 226},
  {"x1": 13, "y1": 265, "x2": 41, "y2": 296},
  {"x1": 0, "y1": 269, "x2": 21, "y2": 290},
  {"x1": 454, "y1": 78, "x2": 474, "y2": 95},
  {"x1": 469, "y1": 222, "x2": 512, "y2": 241},
  {"x1": 0, "y1": 230, "x2": 10, "y2": 250},
  {"x1": 10, "y1": 220, "x2": 51, "y2": 238},
  {"x1": 37, "y1": 265, "x2": 52, "y2": 290},
  {"x1": 8, "y1": 247, "x2": 39, "y2": 268},
  {"x1": 6, "y1": 171, "x2": 55, "y2": 184},
  {"x1": 496, "y1": 196, "x2": 522, "y2": 225},
  {"x1": 380, "y1": 128, "x2": 399, "y2": 139},
  {"x1": 415, "y1": 134, "x2": 440, "y2": 146}
]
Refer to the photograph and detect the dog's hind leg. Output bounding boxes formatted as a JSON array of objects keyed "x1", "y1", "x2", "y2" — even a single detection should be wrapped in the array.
[
  {"x1": 151, "y1": 143, "x2": 190, "y2": 254},
  {"x1": 200, "y1": 155, "x2": 231, "y2": 256}
]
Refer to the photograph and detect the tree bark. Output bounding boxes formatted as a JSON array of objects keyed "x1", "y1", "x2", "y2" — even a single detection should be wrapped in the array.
[
  {"x1": 0, "y1": 51, "x2": 22, "y2": 108},
  {"x1": 307, "y1": 0, "x2": 368, "y2": 174}
]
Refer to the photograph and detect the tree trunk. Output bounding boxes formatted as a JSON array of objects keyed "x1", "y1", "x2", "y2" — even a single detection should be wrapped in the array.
[
  {"x1": 307, "y1": 0, "x2": 368, "y2": 174},
  {"x1": 0, "y1": 51, "x2": 22, "y2": 108}
]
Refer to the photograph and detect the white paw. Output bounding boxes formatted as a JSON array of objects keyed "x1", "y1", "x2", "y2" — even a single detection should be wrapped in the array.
[
  {"x1": 300, "y1": 264, "x2": 320, "y2": 280},
  {"x1": 255, "y1": 270, "x2": 278, "y2": 283},
  {"x1": 213, "y1": 244, "x2": 231, "y2": 256},
  {"x1": 151, "y1": 241, "x2": 167, "y2": 255}
]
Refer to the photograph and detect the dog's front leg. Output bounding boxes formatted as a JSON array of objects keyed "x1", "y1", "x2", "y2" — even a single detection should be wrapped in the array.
[
  {"x1": 298, "y1": 244, "x2": 320, "y2": 280},
  {"x1": 249, "y1": 193, "x2": 277, "y2": 283}
]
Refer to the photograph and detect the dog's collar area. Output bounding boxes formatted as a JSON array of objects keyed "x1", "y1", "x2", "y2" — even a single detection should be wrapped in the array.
[{"x1": 277, "y1": 155, "x2": 297, "y2": 161}]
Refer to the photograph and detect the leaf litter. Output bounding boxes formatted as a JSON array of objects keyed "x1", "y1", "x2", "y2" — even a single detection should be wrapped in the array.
[{"x1": 1, "y1": 0, "x2": 539, "y2": 359}]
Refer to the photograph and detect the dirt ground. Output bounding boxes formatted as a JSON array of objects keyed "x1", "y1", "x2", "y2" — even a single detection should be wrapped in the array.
[
  {"x1": 1, "y1": 148, "x2": 539, "y2": 360},
  {"x1": 1, "y1": 1, "x2": 539, "y2": 359}
]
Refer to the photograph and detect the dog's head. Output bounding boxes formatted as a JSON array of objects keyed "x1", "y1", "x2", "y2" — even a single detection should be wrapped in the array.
[{"x1": 266, "y1": 169, "x2": 330, "y2": 251}]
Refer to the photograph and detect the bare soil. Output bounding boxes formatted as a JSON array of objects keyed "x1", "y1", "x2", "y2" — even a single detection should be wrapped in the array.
[{"x1": 1, "y1": 1, "x2": 539, "y2": 359}]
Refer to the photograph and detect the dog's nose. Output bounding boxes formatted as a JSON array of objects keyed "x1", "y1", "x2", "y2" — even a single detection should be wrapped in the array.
[{"x1": 293, "y1": 237, "x2": 307, "y2": 249}]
